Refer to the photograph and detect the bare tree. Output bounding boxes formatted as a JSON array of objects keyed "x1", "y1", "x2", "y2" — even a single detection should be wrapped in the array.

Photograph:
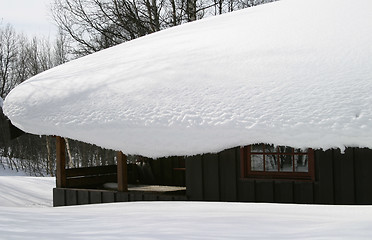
[
  {"x1": 54, "y1": 27, "x2": 70, "y2": 65},
  {"x1": 52, "y1": 0, "x2": 155, "y2": 55},
  {"x1": 51, "y1": 0, "x2": 277, "y2": 57},
  {"x1": 0, "y1": 25, "x2": 18, "y2": 98}
]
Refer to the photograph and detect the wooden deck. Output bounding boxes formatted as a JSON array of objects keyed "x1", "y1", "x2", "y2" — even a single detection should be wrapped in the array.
[{"x1": 53, "y1": 185, "x2": 187, "y2": 207}]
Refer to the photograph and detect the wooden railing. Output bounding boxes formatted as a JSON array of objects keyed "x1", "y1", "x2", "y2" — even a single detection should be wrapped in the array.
[{"x1": 65, "y1": 165, "x2": 117, "y2": 188}]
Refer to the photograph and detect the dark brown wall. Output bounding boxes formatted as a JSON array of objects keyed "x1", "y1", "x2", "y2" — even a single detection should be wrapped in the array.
[
  {"x1": 186, "y1": 148, "x2": 238, "y2": 202},
  {"x1": 185, "y1": 147, "x2": 372, "y2": 205}
]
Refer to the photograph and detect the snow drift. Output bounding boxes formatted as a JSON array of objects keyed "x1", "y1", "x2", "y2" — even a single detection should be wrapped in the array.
[
  {"x1": 3, "y1": 0, "x2": 372, "y2": 157},
  {"x1": 1, "y1": 166, "x2": 372, "y2": 239}
]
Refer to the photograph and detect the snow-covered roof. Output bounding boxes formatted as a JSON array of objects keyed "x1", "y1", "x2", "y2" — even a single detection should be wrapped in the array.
[{"x1": 3, "y1": 0, "x2": 372, "y2": 157}]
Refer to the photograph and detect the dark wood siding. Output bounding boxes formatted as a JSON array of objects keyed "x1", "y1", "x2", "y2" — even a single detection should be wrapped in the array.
[
  {"x1": 185, "y1": 148, "x2": 239, "y2": 201},
  {"x1": 219, "y1": 148, "x2": 237, "y2": 201},
  {"x1": 314, "y1": 149, "x2": 334, "y2": 204},
  {"x1": 202, "y1": 153, "x2": 220, "y2": 201},
  {"x1": 185, "y1": 155, "x2": 203, "y2": 200},
  {"x1": 54, "y1": 188, "x2": 187, "y2": 206},
  {"x1": 354, "y1": 148, "x2": 372, "y2": 204},
  {"x1": 185, "y1": 147, "x2": 372, "y2": 205},
  {"x1": 237, "y1": 180, "x2": 255, "y2": 202},
  {"x1": 54, "y1": 147, "x2": 372, "y2": 206},
  {"x1": 333, "y1": 148, "x2": 355, "y2": 204},
  {"x1": 255, "y1": 180, "x2": 274, "y2": 202},
  {"x1": 294, "y1": 182, "x2": 313, "y2": 204},
  {"x1": 274, "y1": 181, "x2": 293, "y2": 203}
]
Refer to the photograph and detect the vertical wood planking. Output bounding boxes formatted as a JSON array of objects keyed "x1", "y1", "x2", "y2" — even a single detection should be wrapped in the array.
[
  {"x1": 90, "y1": 191, "x2": 102, "y2": 204},
  {"x1": 102, "y1": 191, "x2": 115, "y2": 203},
  {"x1": 56, "y1": 136, "x2": 66, "y2": 188},
  {"x1": 117, "y1": 151, "x2": 128, "y2": 192},
  {"x1": 333, "y1": 148, "x2": 355, "y2": 204},
  {"x1": 202, "y1": 153, "x2": 220, "y2": 201},
  {"x1": 314, "y1": 149, "x2": 334, "y2": 204},
  {"x1": 185, "y1": 155, "x2": 203, "y2": 200},
  {"x1": 65, "y1": 189, "x2": 77, "y2": 206},
  {"x1": 53, "y1": 188, "x2": 66, "y2": 207},
  {"x1": 116, "y1": 192, "x2": 129, "y2": 202},
  {"x1": 77, "y1": 190, "x2": 90, "y2": 205},
  {"x1": 219, "y1": 148, "x2": 237, "y2": 201},
  {"x1": 255, "y1": 180, "x2": 274, "y2": 202},
  {"x1": 143, "y1": 193, "x2": 158, "y2": 201},
  {"x1": 130, "y1": 192, "x2": 144, "y2": 201},
  {"x1": 294, "y1": 182, "x2": 313, "y2": 204},
  {"x1": 274, "y1": 181, "x2": 293, "y2": 203},
  {"x1": 237, "y1": 180, "x2": 255, "y2": 202},
  {"x1": 354, "y1": 148, "x2": 372, "y2": 204}
]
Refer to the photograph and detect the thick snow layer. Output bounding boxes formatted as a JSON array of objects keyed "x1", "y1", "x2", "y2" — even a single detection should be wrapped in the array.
[
  {"x1": 2, "y1": 202, "x2": 372, "y2": 240},
  {"x1": 3, "y1": 0, "x2": 372, "y2": 157},
  {"x1": 1, "y1": 167, "x2": 372, "y2": 239},
  {"x1": 0, "y1": 160, "x2": 54, "y2": 207},
  {"x1": 0, "y1": 176, "x2": 54, "y2": 207}
]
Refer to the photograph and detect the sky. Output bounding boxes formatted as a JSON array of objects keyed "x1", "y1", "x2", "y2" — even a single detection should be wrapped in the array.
[{"x1": 0, "y1": 0, "x2": 57, "y2": 39}]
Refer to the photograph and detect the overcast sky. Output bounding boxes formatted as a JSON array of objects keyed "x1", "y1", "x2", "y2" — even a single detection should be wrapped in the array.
[{"x1": 0, "y1": 0, "x2": 57, "y2": 39}]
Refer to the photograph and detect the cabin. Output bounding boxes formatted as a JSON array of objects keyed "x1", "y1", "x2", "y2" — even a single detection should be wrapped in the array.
[
  {"x1": 52, "y1": 138, "x2": 372, "y2": 206},
  {"x1": 3, "y1": 0, "x2": 372, "y2": 206}
]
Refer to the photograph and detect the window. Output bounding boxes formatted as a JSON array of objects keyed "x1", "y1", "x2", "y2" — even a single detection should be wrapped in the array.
[{"x1": 240, "y1": 144, "x2": 314, "y2": 181}]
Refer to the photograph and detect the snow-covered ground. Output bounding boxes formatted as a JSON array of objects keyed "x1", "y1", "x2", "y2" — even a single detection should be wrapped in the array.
[
  {"x1": 0, "y1": 161, "x2": 54, "y2": 207},
  {"x1": 1, "y1": 165, "x2": 372, "y2": 239}
]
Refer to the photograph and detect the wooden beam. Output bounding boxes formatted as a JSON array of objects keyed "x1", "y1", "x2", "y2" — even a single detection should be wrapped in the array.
[
  {"x1": 66, "y1": 174, "x2": 118, "y2": 188},
  {"x1": 56, "y1": 136, "x2": 66, "y2": 188},
  {"x1": 65, "y1": 165, "x2": 117, "y2": 178},
  {"x1": 117, "y1": 151, "x2": 128, "y2": 192}
]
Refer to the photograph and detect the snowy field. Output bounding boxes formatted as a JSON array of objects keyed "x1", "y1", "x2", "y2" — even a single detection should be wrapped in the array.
[{"x1": 0, "y1": 165, "x2": 372, "y2": 239}]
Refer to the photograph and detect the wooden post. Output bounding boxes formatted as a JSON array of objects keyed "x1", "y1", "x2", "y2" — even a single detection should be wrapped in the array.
[
  {"x1": 56, "y1": 136, "x2": 66, "y2": 188},
  {"x1": 117, "y1": 151, "x2": 128, "y2": 192}
]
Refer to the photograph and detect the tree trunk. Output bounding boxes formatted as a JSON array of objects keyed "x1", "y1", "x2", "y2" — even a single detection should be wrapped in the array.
[
  {"x1": 64, "y1": 138, "x2": 74, "y2": 168},
  {"x1": 45, "y1": 136, "x2": 53, "y2": 176},
  {"x1": 187, "y1": 0, "x2": 197, "y2": 22}
]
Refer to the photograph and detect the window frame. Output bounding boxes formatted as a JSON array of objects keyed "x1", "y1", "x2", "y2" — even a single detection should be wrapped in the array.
[{"x1": 240, "y1": 144, "x2": 315, "y2": 181}]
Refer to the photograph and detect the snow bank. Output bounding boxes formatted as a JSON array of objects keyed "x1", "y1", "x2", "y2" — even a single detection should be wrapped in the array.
[
  {"x1": 1, "y1": 169, "x2": 372, "y2": 239},
  {"x1": 3, "y1": 0, "x2": 372, "y2": 157},
  {"x1": 1, "y1": 162, "x2": 372, "y2": 240},
  {"x1": 2, "y1": 201, "x2": 372, "y2": 240},
  {"x1": 0, "y1": 160, "x2": 54, "y2": 207},
  {"x1": 0, "y1": 176, "x2": 54, "y2": 207}
]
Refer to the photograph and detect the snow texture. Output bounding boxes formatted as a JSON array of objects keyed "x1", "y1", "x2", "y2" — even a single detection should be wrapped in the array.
[
  {"x1": 3, "y1": 0, "x2": 372, "y2": 158},
  {"x1": 1, "y1": 165, "x2": 372, "y2": 240},
  {"x1": 0, "y1": 160, "x2": 54, "y2": 207}
]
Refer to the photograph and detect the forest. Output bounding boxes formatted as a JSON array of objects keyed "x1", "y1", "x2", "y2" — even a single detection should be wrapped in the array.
[{"x1": 0, "y1": 0, "x2": 276, "y2": 176}]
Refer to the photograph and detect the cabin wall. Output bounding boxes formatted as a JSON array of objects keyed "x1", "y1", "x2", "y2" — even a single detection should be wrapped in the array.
[
  {"x1": 185, "y1": 147, "x2": 372, "y2": 204},
  {"x1": 53, "y1": 147, "x2": 372, "y2": 206}
]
